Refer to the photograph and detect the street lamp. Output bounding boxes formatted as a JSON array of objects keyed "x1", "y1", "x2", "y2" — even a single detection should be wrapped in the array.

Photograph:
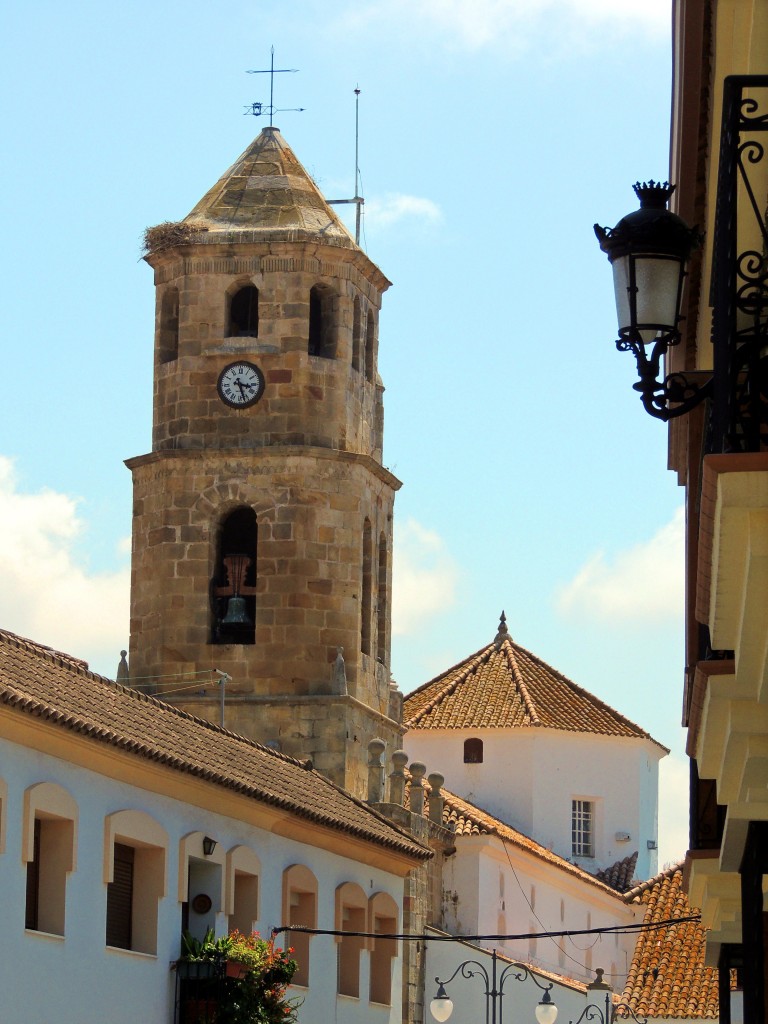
[
  {"x1": 570, "y1": 969, "x2": 647, "y2": 1024},
  {"x1": 594, "y1": 181, "x2": 707, "y2": 420},
  {"x1": 429, "y1": 948, "x2": 559, "y2": 1024}
]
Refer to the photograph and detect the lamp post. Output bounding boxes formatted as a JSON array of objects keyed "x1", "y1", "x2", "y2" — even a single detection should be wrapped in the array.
[
  {"x1": 569, "y1": 969, "x2": 647, "y2": 1024},
  {"x1": 429, "y1": 948, "x2": 559, "y2": 1024},
  {"x1": 594, "y1": 181, "x2": 706, "y2": 420}
]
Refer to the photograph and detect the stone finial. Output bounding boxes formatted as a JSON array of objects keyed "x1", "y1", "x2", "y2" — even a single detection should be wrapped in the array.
[
  {"x1": 494, "y1": 611, "x2": 510, "y2": 649},
  {"x1": 588, "y1": 967, "x2": 612, "y2": 993},
  {"x1": 367, "y1": 738, "x2": 386, "y2": 804},
  {"x1": 332, "y1": 646, "x2": 347, "y2": 695},
  {"x1": 409, "y1": 762, "x2": 427, "y2": 816},
  {"x1": 389, "y1": 750, "x2": 409, "y2": 806},
  {"x1": 116, "y1": 650, "x2": 129, "y2": 685},
  {"x1": 427, "y1": 772, "x2": 445, "y2": 826}
]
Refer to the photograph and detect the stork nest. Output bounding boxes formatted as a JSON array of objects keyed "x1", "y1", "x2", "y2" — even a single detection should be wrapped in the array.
[{"x1": 142, "y1": 221, "x2": 206, "y2": 255}]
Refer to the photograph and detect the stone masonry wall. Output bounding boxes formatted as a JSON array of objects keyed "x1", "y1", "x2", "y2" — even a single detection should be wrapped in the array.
[{"x1": 150, "y1": 242, "x2": 385, "y2": 461}]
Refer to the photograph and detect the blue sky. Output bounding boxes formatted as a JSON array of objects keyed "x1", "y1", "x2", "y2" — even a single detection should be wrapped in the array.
[{"x1": 1, "y1": 0, "x2": 687, "y2": 864}]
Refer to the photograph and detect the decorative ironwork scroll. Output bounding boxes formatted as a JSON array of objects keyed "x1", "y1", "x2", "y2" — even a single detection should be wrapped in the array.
[{"x1": 710, "y1": 76, "x2": 768, "y2": 453}]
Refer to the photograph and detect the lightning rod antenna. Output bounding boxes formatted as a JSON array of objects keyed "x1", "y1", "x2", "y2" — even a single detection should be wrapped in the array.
[
  {"x1": 328, "y1": 87, "x2": 365, "y2": 246},
  {"x1": 354, "y1": 87, "x2": 362, "y2": 245}
]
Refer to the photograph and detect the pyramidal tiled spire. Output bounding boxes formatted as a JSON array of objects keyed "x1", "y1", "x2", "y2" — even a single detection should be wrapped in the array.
[
  {"x1": 404, "y1": 614, "x2": 666, "y2": 748},
  {"x1": 183, "y1": 126, "x2": 355, "y2": 247}
]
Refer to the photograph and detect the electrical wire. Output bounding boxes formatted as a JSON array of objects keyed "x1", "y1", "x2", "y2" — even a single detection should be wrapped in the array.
[{"x1": 270, "y1": 914, "x2": 701, "y2": 944}]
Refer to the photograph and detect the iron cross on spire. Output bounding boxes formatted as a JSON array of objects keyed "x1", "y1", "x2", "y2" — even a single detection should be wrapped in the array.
[{"x1": 245, "y1": 46, "x2": 305, "y2": 127}]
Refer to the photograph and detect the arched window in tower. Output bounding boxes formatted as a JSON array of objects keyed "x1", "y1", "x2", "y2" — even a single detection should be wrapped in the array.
[
  {"x1": 361, "y1": 519, "x2": 372, "y2": 656},
  {"x1": 365, "y1": 309, "x2": 376, "y2": 382},
  {"x1": 211, "y1": 507, "x2": 257, "y2": 645},
  {"x1": 377, "y1": 533, "x2": 387, "y2": 664},
  {"x1": 308, "y1": 284, "x2": 337, "y2": 358},
  {"x1": 228, "y1": 286, "x2": 259, "y2": 338},
  {"x1": 463, "y1": 738, "x2": 483, "y2": 764},
  {"x1": 352, "y1": 296, "x2": 362, "y2": 372},
  {"x1": 158, "y1": 286, "x2": 179, "y2": 364}
]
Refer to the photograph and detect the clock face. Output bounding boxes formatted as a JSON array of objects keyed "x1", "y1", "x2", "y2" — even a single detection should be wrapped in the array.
[{"x1": 217, "y1": 361, "x2": 265, "y2": 409}]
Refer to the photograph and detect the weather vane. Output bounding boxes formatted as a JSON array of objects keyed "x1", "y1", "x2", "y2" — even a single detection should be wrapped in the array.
[{"x1": 245, "y1": 46, "x2": 305, "y2": 126}]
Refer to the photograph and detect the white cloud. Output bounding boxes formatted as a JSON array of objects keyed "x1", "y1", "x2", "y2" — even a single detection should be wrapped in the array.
[
  {"x1": 658, "y1": 752, "x2": 690, "y2": 870},
  {"x1": 333, "y1": 0, "x2": 669, "y2": 53},
  {"x1": 556, "y1": 507, "x2": 684, "y2": 623},
  {"x1": 364, "y1": 194, "x2": 442, "y2": 229},
  {"x1": 392, "y1": 518, "x2": 458, "y2": 635},
  {"x1": 0, "y1": 457, "x2": 129, "y2": 676}
]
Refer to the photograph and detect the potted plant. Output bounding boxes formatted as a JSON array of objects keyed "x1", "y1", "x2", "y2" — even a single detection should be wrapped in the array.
[{"x1": 176, "y1": 930, "x2": 300, "y2": 1024}]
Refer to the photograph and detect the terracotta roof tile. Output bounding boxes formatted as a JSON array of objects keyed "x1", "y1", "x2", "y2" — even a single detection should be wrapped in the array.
[
  {"x1": 0, "y1": 629, "x2": 429, "y2": 861},
  {"x1": 595, "y1": 852, "x2": 638, "y2": 894},
  {"x1": 621, "y1": 865, "x2": 719, "y2": 1018},
  {"x1": 405, "y1": 620, "x2": 665, "y2": 749}
]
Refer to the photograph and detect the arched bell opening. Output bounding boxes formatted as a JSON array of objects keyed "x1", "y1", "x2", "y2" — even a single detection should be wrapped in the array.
[
  {"x1": 227, "y1": 285, "x2": 259, "y2": 338},
  {"x1": 210, "y1": 507, "x2": 257, "y2": 645},
  {"x1": 158, "y1": 286, "x2": 180, "y2": 364},
  {"x1": 308, "y1": 284, "x2": 337, "y2": 358}
]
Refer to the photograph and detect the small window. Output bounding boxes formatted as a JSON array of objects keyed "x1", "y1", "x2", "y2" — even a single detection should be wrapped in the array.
[
  {"x1": 376, "y1": 534, "x2": 387, "y2": 664},
  {"x1": 23, "y1": 782, "x2": 78, "y2": 936},
  {"x1": 352, "y1": 297, "x2": 362, "y2": 372},
  {"x1": 361, "y1": 519, "x2": 372, "y2": 656},
  {"x1": 572, "y1": 799, "x2": 595, "y2": 857},
  {"x1": 463, "y1": 738, "x2": 483, "y2": 764},
  {"x1": 211, "y1": 507, "x2": 257, "y2": 645},
  {"x1": 336, "y1": 882, "x2": 367, "y2": 998},
  {"x1": 106, "y1": 843, "x2": 135, "y2": 949},
  {"x1": 369, "y1": 892, "x2": 398, "y2": 1006},
  {"x1": 308, "y1": 285, "x2": 337, "y2": 358},
  {"x1": 283, "y1": 865, "x2": 318, "y2": 987},
  {"x1": 104, "y1": 810, "x2": 168, "y2": 955},
  {"x1": 158, "y1": 286, "x2": 180, "y2": 363},
  {"x1": 228, "y1": 285, "x2": 259, "y2": 337},
  {"x1": 365, "y1": 310, "x2": 375, "y2": 382}
]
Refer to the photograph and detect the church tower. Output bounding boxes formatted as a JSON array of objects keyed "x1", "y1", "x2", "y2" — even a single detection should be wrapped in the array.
[{"x1": 126, "y1": 127, "x2": 403, "y2": 797}]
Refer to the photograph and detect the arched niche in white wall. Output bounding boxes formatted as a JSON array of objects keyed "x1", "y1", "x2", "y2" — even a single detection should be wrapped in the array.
[
  {"x1": 23, "y1": 781, "x2": 79, "y2": 936},
  {"x1": 103, "y1": 808, "x2": 168, "y2": 955},
  {"x1": 226, "y1": 845, "x2": 261, "y2": 934}
]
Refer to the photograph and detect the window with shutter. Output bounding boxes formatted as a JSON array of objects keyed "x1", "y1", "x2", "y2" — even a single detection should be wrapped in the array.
[{"x1": 106, "y1": 843, "x2": 134, "y2": 949}]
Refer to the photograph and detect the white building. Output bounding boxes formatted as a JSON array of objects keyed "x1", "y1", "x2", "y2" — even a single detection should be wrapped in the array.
[
  {"x1": 0, "y1": 628, "x2": 429, "y2": 1024},
  {"x1": 404, "y1": 615, "x2": 667, "y2": 881}
]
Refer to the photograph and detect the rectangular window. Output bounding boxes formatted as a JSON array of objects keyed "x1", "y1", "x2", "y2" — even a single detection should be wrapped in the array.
[
  {"x1": 106, "y1": 843, "x2": 134, "y2": 949},
  {"x1": 572, "y1": 799, "x2": 594, "y2": 857}
]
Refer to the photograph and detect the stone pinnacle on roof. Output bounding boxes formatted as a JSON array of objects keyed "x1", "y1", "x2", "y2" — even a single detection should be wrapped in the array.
[
  {"x1": 182, "y1": 126, "x2": 356, "y2": 248},
  {"x1": 494, "y1": 610, "x2": 510, "y2": 649}
]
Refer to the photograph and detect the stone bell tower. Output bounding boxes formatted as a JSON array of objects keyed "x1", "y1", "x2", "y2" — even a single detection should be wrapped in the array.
[{"x1": 126, "y1": 127, "x2": 403, "y2": 797}]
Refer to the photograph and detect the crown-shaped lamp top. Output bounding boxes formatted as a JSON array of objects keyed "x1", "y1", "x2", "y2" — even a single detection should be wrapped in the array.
[{"x1": 633, "y1": 180, "x2": 675, "y2": 209}]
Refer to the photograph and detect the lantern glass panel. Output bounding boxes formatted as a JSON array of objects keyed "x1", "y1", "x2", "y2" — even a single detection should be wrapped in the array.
[{"x1": 633, "y1": 254, "x2": 682, "y2": 339}]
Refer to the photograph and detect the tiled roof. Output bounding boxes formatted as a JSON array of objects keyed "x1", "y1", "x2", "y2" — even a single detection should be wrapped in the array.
[
  {"x1": 437, "y1": 788, "x2": 624, "y2": 899},
  {"x1": 405, "y1": 616, "x2": 665, "y2": 748},
  {"x1": 0, "y1": 629, "x2": 429, "y2": 861},
  {"x1": 621, "y1": 865, "x2": 718, "y2": 1018},
  {"x1": 594, "y1": 851, "x2": 638, "y2": 893},
  {"x1": 184, "y1": 126, "x2": 356, "y2": 248}
]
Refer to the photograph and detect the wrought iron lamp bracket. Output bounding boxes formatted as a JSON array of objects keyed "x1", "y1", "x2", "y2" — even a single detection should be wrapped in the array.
[{"x1": 616, "y1": 330, "x2": 712, "y2": 420}]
